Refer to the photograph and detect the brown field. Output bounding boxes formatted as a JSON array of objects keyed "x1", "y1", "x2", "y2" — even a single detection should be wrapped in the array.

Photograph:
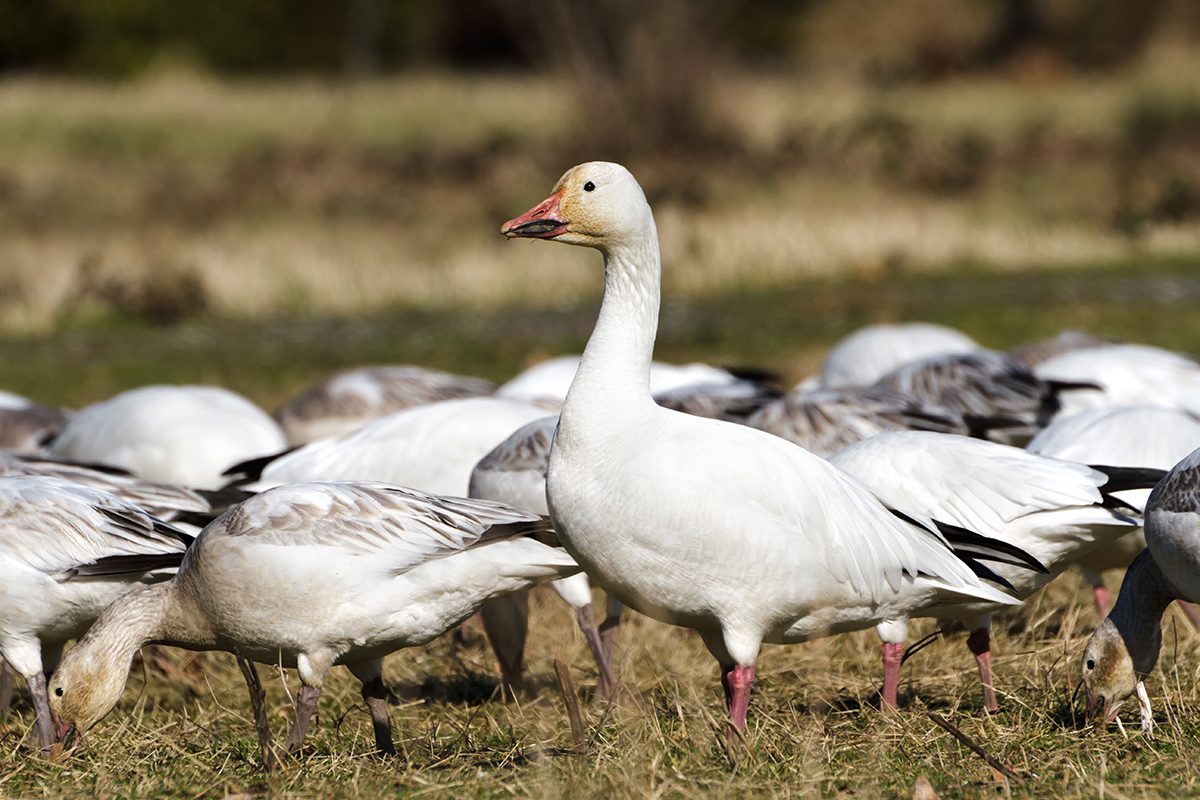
[{"x1": 2, "y1": 50, "x2": 1200, "y2": 798}]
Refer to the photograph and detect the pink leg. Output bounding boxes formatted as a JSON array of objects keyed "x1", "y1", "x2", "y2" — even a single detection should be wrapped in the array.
[
  {"x1": 966, "y1": 627, "x2": 998, "y2": 712},
  {"x1": 880, "y1": 642, "x2": 903, "y2": 710},
  {"x1": 721, "y1": 664, "x2": 756, "y2": 734},
  {"x1": 1093, "y1": 584, "x2": 1113, "y2": 618},
  {"x1": 1175, "y1": 600, "x2": 1200, "y2": 632}
]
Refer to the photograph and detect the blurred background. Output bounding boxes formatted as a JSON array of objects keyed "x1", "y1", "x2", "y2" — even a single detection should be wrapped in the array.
[{"x1": 1, "y1": 0, "x2": 1198, "y2": 403}]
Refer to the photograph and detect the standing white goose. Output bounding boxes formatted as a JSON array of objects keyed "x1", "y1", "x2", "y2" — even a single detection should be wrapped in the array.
[
  {"x1": 47, "y1": 482, "x2": 578, "y2": 763},
  {"x1": 501, "y1": 162, "x2": 1028, "y2": 731},
  {"x1": 0, "y1": 476, "x2": 191, "y2": 751},
  {"x1": 828, "y1": 431, "x2": 1146, "y2": 711},
  {"x1": 1082, "y1": 447, "x2": 1200, "y2": 732}
]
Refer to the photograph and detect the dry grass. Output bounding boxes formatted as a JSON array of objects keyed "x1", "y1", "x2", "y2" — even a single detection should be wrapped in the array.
[
  {"x1": 2, "y1": 48, "x2": 1200, "y2": 333},
  {"x1": 3, "y1": 574, "x2": 1199, "y2": 798}
]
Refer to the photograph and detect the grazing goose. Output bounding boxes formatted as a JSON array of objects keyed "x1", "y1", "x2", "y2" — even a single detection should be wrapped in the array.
[
  {"x1": 1034, "y1": 344, "x2": 1200, "y2": 420},
  {"x1": 829, "y1": 431, "x2": 1152, "y2": 711},
  {"x1": 746, "y1": 385, "x2": 979, "y2": 458},
  {"x1": 819, "y1": 323, "x2": 981, "y2": 389},
  {"x1": 470, "y1": 416, "x2": 622, "y2": 698},
  {"x1": 276, "y1": 366, "x2": 497, "y2": 445},
  {"x1": 1082, "y1": 447, "x2": 1200, "y2": 732},
  {"x1": 497, "y1": 354, "x2": 758, "y2": 405},
  {"x1": 47, "y1": 482, "x2": 578, "y2": 763},
  {"x1": 0, "y1": 476, "x2": 190, "y2": 751},
  {"x1": 873, "y1": 351, "x2": 1090, "y2": 445},
  {"x1": 228, "y1": 396, "x2": 551, "y2": 497},
  {"x1": 0, "y1": 392, "x2": 69, "y2": 453},
  {"x1": 1027, "y1": 405, "x2": 1200, "y2": 613},
  {"x1": 48, "y1": 386, "x2": 287, "y2": 490},
  {"x1": 500, "y1": 162, "x2": 1034, "y2": 732}
]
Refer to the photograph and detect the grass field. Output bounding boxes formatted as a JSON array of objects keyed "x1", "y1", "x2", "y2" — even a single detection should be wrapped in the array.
[
  {"x1": 0, "y1": 260, "x2": 1198, "y2": 798},
  {"x1": 2, "y1": 59, "x2": 1200, "y2": 796}
]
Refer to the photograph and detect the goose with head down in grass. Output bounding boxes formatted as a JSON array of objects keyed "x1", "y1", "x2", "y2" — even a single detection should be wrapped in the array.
[
  {"x1": 500, "y1": 162, "x2": 1043, "y2": 732},
  {"x1": 1082, "y1": 447, "x2": 1200, "y2": 734},
  {"x1": 47, "y1": 481, "x2": 578, "y2": 765}
]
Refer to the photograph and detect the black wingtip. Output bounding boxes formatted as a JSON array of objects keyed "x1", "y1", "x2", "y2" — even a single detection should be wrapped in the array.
[
  {"x1": 932, "y1": 518, "x2": 1049, "y2": 574},
  {"x1": 1089, "y1": 464, "x2": 1168, "y2": 493},
  {"x1": 220, "y1": 448, "x2": 297, "y2": 486}
]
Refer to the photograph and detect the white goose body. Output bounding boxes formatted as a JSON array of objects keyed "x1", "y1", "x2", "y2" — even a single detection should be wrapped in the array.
[
  {"x1": 819, "y1": 322, "x2": 981, "y2": 388},
  {"x1": 49, "y1": 481, "x2": 578, "y2": 756},
  {"x1": 243, "y1": 396, "x2": 550, "y2": 495},
  {"x1": 498, "y1": 354, "x2": 743, "y2": 405},
  {"x1": 550, "y1": 404, "x2": 1008, "y2": 648},
  {"x1": 0, "y1": 475, "x2": 190, "y2": 750},
  {"x1": 504, "y1": 164, "x2": 1017, "y2": 732},
  {"x1": 48, "y1": 385, "x2": 286, "y2": 490},
  {"x1": 276, "y1": 365, "x2": 496, "y2": 445},
  {"x1": 1034, "y1": 343, "x2": 1200, "y2": 419},
  {"x1": 177, "y1": 483, "x2": 576, "y2": 665}
]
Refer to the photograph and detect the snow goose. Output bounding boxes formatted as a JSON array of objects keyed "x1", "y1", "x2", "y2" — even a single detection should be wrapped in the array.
[
  {"x1": 0, "y1": 392, "x2": 69, "y2": 453},
  {"x1": 829, "y1": 431, "x2": 1152, "y2": 711},
  {"x1": 501, "y1": 162, "x2": 1034, "y2": 731},
  {"x1": 275, "y1": 366, "x2": 496, "y2": 445},
  {"x1": 228, "y1": 396, "x2": 551, "y2": 496},
  {"x1": 47, "y1": 482, "x2": 578, "y2": 763},
  {"x1": 0, "y1": 476, "x2": 190, "y2": 751},
  {"x1": 469, "y1": 416, "x2": 622, "y2": 697},
  {"x1": 1027, "y1": 405, "x2": 1200, "y2": 612},
  {"x1": 1082, "y1": 447, "x2": 1200, "y2": 732},
  {"x1": 48, "y1": 385, "x2": 286, "y2": 490},
  {"x1": 819, "y1": 323, "x2": 982, "y2": 389},
  {"x1": 497, "y1": 354, "x2": 763, "y2": 406},
  {"x1": 873, "y1": 351, "x2": 1092, "y2": 445},
  {"x1": 1034, "y1": 343, "x2": 1200, "y2": 419},
  {"x1": 745, "y1": 385, "x2": 979, "y2": 458}
]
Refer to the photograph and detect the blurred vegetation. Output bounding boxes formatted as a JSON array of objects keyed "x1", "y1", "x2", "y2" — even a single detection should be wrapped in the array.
[{"x1": 3, "y1": 0, "x2": 1200, "y2": 79}]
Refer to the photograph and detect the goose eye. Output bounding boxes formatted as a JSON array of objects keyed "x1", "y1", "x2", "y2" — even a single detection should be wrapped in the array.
[
  {"x1": 1086, "y1": 659, "x2": 1095, "y2": 671},
  {"x1": 54, "y1": 686, "x2": 63, "y2": 697},
  {"x1": 584, "y1": 181, "x2": 596, "y2": 192}
]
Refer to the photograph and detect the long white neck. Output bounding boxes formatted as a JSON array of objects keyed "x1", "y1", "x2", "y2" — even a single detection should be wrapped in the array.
[
  {"x1": 86, "y1": 581, "x2": 217, "y2": 664},
  {"x1": 561, "y1": 226, "x2": 662, "y2": 425}
]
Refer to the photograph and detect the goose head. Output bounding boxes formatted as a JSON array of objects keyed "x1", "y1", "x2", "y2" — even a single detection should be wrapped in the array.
[
  {"x1": 501, "y1": 161, "x2": 653, "y2": 251},
  {"x1": 47, "y1": 644, "x2": 131, "y2": 743},
  {"x1": 1081, "y1": 617, "x2": 1140, "y2": 725}
]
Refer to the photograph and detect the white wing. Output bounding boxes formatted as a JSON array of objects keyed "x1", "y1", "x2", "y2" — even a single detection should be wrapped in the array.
[
  {"x1": 649, "y1": 417, "x2": 1011, "y2": 605},
  {"x1": 213, "y1": 481, "x2": 552, "y2": 575},
  {"x1": 256, "y1": 396, "x2": 550, "y2": 496},
  {"x1": 0, "y1": 476, "x2": 190, "y2": 578},
  {"x1": 830, "y1": 431, "x2": 1109, "y2": 537}
]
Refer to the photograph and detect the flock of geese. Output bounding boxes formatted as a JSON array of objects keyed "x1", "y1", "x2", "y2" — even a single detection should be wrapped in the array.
[{"x1": 1, "y1": 162, "x2": 1198, "y2": 766}]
